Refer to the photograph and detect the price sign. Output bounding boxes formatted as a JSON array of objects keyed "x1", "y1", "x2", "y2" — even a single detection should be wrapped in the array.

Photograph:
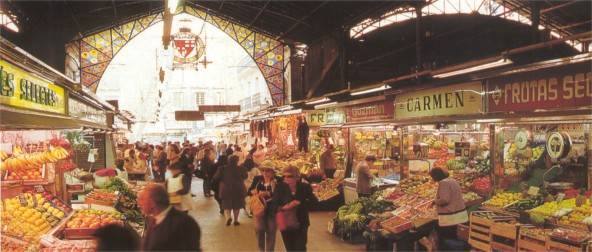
[
  {"x1": 18, "y1": 195, "x2": 27, "y2": 206},
  {"x1": 455, "y1": 142, "x2": 470, "y2": 157},
  {"x1": 555, "y1": 193, "x2": 565, "y2": 202},
  {"x1": 514, "y1": 130, "x2": 530, "y2": 150},
  {"x1": 34, "y1": 185, "x2": 45, "y2": 193}
]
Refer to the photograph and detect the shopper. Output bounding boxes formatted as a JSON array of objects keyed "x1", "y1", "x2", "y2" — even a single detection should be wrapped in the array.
[
  {"x1": 154, "y1": 145, "x2": 168, "y2": 182},
  {"x1": 138, "y1": 184, "x2": 201, "y2": 251},
  {"x1": 124, "y1": 149, "x2": 137, "y2": 171},
  {"x1": 93, "y1": 224, "x2": 140, "y2": 251},
  {"x1": 218, "y1": 141, "x2": 227, "y2": 157},
  {"x1": 165, "y1": 161, "x2": 193, "y2": 212},
  {"x1": 429, "y1": 167, "x2": 468, "y2": 251},
  {"x1": 211, "y1": 154, "x2": 227, "y2": 214},
  {"x1": 248, "y1": 162, "x2": 280, "y2": 252},
  {"x1": 356, "y1": 155, "x2": 376, "y2": 198},
  {"x1": 234, "y1": 145, "x2": 246, "y2": 165},
  {"x1": 319, "y1": 144, "x2": 337, "y2": 179},
  {"x1": 253, "y1": 144, "x2": 266, "y2": 166},
  {"x1": 243, "y1": 156, "x2": 261, "y2": 218},
  {"x1": 114, "y1": 159, "x2": 128, "y2": 181},
  {"x1": 201, "y1": 148, "x2": 215, "y2": 197},
  {"x1": 214, "y1": 155, "x2": 247, "y2": 226},
  {"x1": 273, "y1": 166, "x2": 318, "y2": 252},
  {"x1": 296, "y1": 116, "x2": 310, "y2": 153}
]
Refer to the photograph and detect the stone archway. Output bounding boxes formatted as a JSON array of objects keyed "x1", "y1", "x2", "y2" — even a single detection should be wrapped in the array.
[{"x1": 65, "y1": 5, "x2": 287, "y2": 105}]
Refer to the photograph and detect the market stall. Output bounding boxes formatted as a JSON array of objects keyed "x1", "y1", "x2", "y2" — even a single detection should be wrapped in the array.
[
  {"x1": 464, "y1": 56, "x2": 592, "y2": 252},
  {"x1": 342, "y1": 99, "x2": 400, "y2": 203},
  {"x1": 306, "y1": 108, "x2": 348, "y2": 174},
  {"x1": 0, "y1": 38, "x2": 135, "y2": 252}
]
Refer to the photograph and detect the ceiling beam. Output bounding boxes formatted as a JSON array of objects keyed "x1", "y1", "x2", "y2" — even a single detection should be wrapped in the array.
[
  {"x1": 540, "y1": 0, "x2": 577, "y2": 14},
  {"x1": 249, "y1": 1, "x2": 270, "y2": 29},
  {"x1": 278, "y1": 1, "x2": 328, "y2": 40},
  {"x1": 558, "y1": 20, "x2": 592, "y2": 30},
  {"x1": 111, "y1": 0, "x2": 118, "y2": 19},
  {"x1": 225, "y1": 1, "x2": 313, "y2": 28}
]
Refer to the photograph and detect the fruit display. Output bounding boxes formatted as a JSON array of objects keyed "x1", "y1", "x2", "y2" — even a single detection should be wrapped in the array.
[
  {"x1": 1, "y1": 146, "x2": 70, "y2": 172},
  {"x1": 336, "y1": 197, "x2": 394, "y2": 234},
  {"x1": 483, "y1": 191, "x2": 523, "y2": 208},
  {"x1": 529, "y1": 198, "x2": 577, "y2": 219},
  {"x1": 557, "y1": 198, "x2": 591, "y2": 230},
  {"x1": 65, "y1": 209, "x2": 123, "y2": 229},
  {"x1": 2, "y1": 193, "x2": 69, "y2": 242},
  {"x1": 462, "y1": 191, "x2": 482, "y2": 203},
  {"x1": 312, "y1": 178, "x2": 341, "y2": 201},
  {"x1": 266, "y1": 151, "x2": 315, "y2": 175},
  {"x1": 550, "y1": 227, "x2": 591, "y2": 243},
  {"x1": 446, "y1": 158, "x2": 468, "y2": 171},
  {"x1": 105, "y1": 178, "x2": 144, "y2": 224},
  {"x1": 398, "y1": 176, "x2": 431, "y2": 193},
  {"x1": 84, "y1": 189, "x2": 118, "y2": 206},
  {"x1": 531, "y1": 145, "x2": 545, "y2": 162}
]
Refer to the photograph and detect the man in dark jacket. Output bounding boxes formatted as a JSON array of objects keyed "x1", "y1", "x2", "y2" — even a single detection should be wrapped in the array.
[
  {"x1": 138, "y1": 184, "x2": 201, "y2": 251},
  {"x1": 296, "y1": 117, "x2": 310, "y2": 152}
]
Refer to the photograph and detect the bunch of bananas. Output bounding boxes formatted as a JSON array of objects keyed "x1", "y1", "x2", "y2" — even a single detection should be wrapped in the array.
[{"x1": 0, "y1": 147, "x2": 69, "y2": 172}]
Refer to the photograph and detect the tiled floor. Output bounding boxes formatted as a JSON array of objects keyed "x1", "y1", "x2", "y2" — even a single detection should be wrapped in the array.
[{"x1": 187, "y1": 178, "x2": 365, "y2": 252}]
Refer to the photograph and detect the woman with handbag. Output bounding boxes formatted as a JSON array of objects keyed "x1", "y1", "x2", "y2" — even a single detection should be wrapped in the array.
[
  {"x1": 248, "y1": 162, "x2": 281, "y2": 252},
  {"x1": 272, "y1": 166, "x2": 318, "y2": 251}
]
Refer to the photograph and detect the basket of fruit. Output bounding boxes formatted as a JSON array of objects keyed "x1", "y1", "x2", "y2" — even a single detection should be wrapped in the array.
[{"x1": 64, "y1": 209, "x2": 123, "y2": 239}]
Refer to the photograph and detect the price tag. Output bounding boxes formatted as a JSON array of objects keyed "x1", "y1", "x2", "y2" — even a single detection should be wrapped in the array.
[
  {"x1": 34, "y1": 185, "x2": 45, "y2": 193},
  {"x1": 18, "y1": 195, "x2": 27, "y2": 207},
  {"x1": 555, "y1": 193, "x2": 565, "y2": 202},
  {"x1": 527, "y1": 186, "x2": 540, "y2": 196}
]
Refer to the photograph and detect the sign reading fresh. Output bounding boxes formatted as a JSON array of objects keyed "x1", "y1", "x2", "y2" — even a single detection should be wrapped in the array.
[
  {"x1": 394, "y1": 82, "x2": 483, "y2": 119},
  {"x1": 0, "y1": 60, "x2": 66, "y2": 115},
  {"x1": 307, "y1": 108, "x2": 346, "y2": 126}
]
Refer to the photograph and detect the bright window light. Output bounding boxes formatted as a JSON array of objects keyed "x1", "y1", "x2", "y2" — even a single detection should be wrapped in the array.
[
  {"x1": 0, "y1": 12, "x2": 19, "y2": 32},
  {"x1": 349, "y1": 0, "x2": 582, "y2": 51}
]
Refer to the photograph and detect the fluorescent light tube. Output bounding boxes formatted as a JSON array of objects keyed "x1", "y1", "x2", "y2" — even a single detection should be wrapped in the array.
[
  {"x1": 351, "y1": 84, "x2": 391, "y2": 96},
  {"x1": 314, "y1": 102, "x2": 338, "y2": 110},
  {"x1": 305, "y1": 97, "x2": 330, "y2": 105},
  {"x1": 434, "y1": 59, "x2": 512, "y2": 78},
  {"x1": 277, "y1": 105, "x2": 294, "y2": 111}
]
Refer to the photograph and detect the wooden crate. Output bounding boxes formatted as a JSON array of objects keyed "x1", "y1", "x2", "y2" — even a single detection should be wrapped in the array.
[
  {"x1": 63, "y1": 227, "x2": 98, "y2": 239},
  {"x1": 546, "y1": 238, "x2": 585, "y2": 252},
  {"x1": 490, "y1": 222, "x2": 519, "y2": 252},
  {"x1": 517, "y1": 227, "x2": 548, "y2": 252},
  {"x1": 469, "y1": 211, "x2": 517, "y2": 252}
]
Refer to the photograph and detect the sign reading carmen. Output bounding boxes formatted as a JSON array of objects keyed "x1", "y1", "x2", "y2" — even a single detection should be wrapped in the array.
[
  {"x1": 487, "y1": 61, "x2": 592, "y2": 112},
  {"x1": 0, "y1": 60, "x2": 66, "y2": 115},
  {"x1": 394, "y1": 82, "x2": 483, "y2": 119}
]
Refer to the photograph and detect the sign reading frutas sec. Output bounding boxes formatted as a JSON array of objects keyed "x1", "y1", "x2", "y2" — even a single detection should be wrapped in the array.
[{"x1": 487, "y1": 61, "x2": 591, "y2": 113}]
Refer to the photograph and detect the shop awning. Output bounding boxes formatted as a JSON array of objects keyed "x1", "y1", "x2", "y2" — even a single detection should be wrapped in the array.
[{"x1": 0, "y1": 105, "x2": 110, "y2": 130}]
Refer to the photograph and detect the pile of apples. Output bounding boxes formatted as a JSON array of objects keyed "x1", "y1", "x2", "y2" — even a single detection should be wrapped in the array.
[{"x1": 66, "y1": 209, "x2": 123, "y2": 229}]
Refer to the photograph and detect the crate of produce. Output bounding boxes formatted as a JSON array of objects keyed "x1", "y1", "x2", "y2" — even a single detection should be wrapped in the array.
[
  {"x1": 380, "y1": 216, "x2": 412, "y2": 234},
  {"x1": 517, "y1": 226, "x2": 549, "y2": 252},
  {"x1": 546, "y1": 227, "x2": 590, "y2": 252},
  {"x1": 83, "y1": 190, "x2": 118, "y2": 206},
  {"x1": 469, "y1": 211, "x2": 516, "y2": 252},
  {"x1": 63, "y1": 209, "x2": 123, "y2": 239}
]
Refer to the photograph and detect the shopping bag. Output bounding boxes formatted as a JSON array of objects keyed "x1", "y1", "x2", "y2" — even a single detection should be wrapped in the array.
[
  {"x1": 276, "y1": 208, "x2": 300, "y2": 231},
  {"x1": 250, "y1": 195, "x2": 266, "y2": 218}
]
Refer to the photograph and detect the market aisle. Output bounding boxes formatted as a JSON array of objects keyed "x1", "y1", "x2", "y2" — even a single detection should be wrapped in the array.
[{"x1": 186, "y1": 178, "x2": 365, "y2": 252}]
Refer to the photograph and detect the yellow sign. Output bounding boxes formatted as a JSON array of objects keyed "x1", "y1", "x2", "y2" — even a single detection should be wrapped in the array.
[
  {"x1": 0, "y1": 59, "x2": 66, "y2": 115},
  {"x1": 394, "y1": 82, "x2": 483, "y2": 119},
  {"x1": 307, "y1": 110, "x2": 326, "y2": 127}
]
